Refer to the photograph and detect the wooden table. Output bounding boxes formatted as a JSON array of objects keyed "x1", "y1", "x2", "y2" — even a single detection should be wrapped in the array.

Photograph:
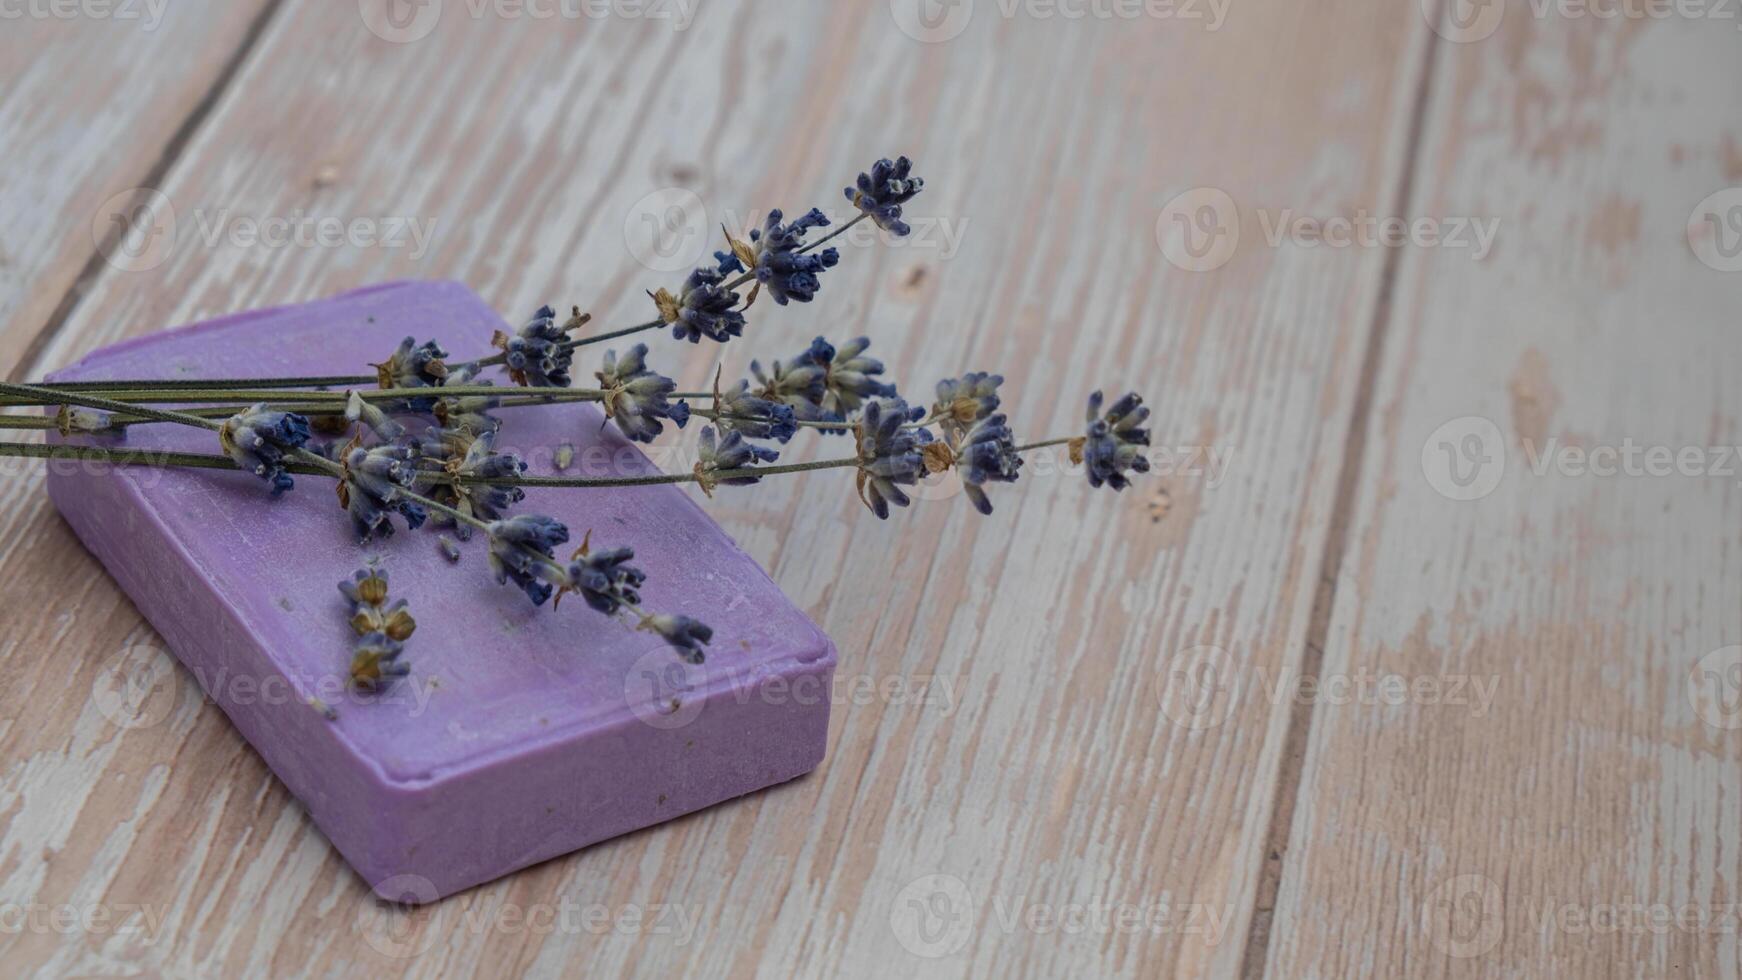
[{"x1": 1, "y1": 2, "x2": 1737, "y2": 976}]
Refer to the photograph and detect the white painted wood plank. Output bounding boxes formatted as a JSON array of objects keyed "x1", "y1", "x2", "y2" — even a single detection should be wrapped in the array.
[
  {"x1": 1266, "y1": 10, "x2": 1742, "y2": 979},
  {"x1": 0, "y1": 0, "x2": 273, "y2": 371},
  {"x1": 0, "y1": 1, "x2": 1425, "y2": 976}
]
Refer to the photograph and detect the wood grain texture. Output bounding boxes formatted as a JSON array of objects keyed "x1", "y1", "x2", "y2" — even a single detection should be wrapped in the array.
[
  {"x1": 0, "y1": 0, "x2": 275, "y2": 376},
  {"x1": 0, "y1": 1, "x2": 1429, "y2": 976},
  {"x1": 1264, "y1": 9, "x2": 1742, "y2": 980}
]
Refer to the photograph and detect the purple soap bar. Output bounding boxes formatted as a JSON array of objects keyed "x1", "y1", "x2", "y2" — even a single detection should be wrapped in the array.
[{"x1": 45, "y1": 281, "x2": 835, "y2": 902}]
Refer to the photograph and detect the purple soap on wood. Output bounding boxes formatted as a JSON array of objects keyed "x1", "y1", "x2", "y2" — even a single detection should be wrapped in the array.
[{"x1": 45, "y1": 281, "x2": 835, "y2": 902}]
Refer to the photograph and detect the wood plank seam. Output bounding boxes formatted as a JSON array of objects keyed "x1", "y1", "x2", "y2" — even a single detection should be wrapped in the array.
[
  {"x1": 1235, "y1": 5, "x2": 1449, "y2": 977},
  {"x1": 5, "y1": 0, "x2": 286, "y2": 385}
]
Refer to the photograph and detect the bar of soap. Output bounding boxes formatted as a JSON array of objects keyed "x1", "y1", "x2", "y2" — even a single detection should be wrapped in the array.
[{"x1": 45, "y1": 281, "x2": 835, "y2": 902}]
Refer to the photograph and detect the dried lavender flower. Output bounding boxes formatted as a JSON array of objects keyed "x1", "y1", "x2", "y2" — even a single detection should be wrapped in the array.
[
  {"x1": 497, "y1": 305, "x2": 574, "y2": 388},
  {"x1": 339, "y1": 439, "x2": 427, "y2": 540},
  {"x1": 694, "y1": 425, "x2": 778, "y2": 495},
  {"x1": 349, "y1": 631, "x2": 409, "y2": 693},
  {"x1": 596, "y1": 344, "x2": 689, "y2": 443},
  {"x1": 810, "y1": 337, "x2": 898, "y2": 421},
  {"x1": 432, "y1": 362, "x2": 503, "y2": 434},
  {"x1": 56, "y1": 406, "x2": 122, "y2": 439},
  {"x1": 752, "y1": 336, "x2": 896, "y2": 428},
  {"x1": 954, "y1": 413, "x2": 1023, "y2": 515},
  {"x1": 438, "y1": 535, "x2": 462, "y2": 563},
  {"x1": 641, "y1": 613, "x2": 712, "y2": 664},
  {"x1": 735, "y1": 208, "x2": 840, "y2": 306},
  {"x1": 557, "y1": 531, "x2": 646, "y2": 616},
  {"x1": 339, "y1": 563, "x2": 415, "y2": 693},
  {"x1": 486, "y1": 514, "x2": 569, "y2": 606},
  {"x1": 338, "y1": 564, "x2": 417, "y2": 641},
  {"x1": 712, "y1": 378, "x2": 797, "y2": 443},
  {"x1": 219, "y1": 404, "x2": 313, "y2": 496},
  {"x1": 417, "y1": 427, "x2": 526, "y2": 538},
  {"x1": 853, "y1": 397, "x2": 930, "y2": 519},
  {"x1": 932, "y1": 372, "x2": 1003, "y2": 437},
  {"x1": 345, "y1": 390, "x2": 405, "y2": 441},
  {"x1": 653, "y1": 252, "x2": 747, "y2": 344},
  {"x1": 1080, "y1": 390, "x2": 1151, "y2": 491},
  {"x1": 845, "y1": 156, "x2": 924, "y2": 236},
  {"x1": 372, "y1": 337, "x2": 449, "y2": 409}
]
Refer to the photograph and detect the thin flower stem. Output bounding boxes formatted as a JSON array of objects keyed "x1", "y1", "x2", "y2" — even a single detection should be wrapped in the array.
[
  {"x1": 0, "y1": 432, "x2": 1081, "y2": 491},
  {"x1": 463, "y1": 456, "x2": 862, "y2": 488},
  {"x1": 0, "y1": 382, "x2": 222, "y2": 431},
  {"x1": 32, "y1": 374, "x2": 375, "y2": 391},
  {"x1": 31, "y1": 217, "x2": 876, "y2": 398},
  {"x1": 0, "y1": 384, "x2": 612, "y2": 407}
]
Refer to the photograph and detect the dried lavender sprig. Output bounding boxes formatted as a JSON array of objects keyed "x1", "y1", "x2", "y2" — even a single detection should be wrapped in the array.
[
  {"x1": 0, "y1": 436, "x2": 1086, "y2": 487},
  {"x1": 22, "y1": 199, "x2": 881, "y2": 395}
]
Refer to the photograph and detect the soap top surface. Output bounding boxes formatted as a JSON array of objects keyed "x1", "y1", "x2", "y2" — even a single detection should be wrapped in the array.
[{"x1": 50, "y1": 281, "x2": 832, "y2": 784}]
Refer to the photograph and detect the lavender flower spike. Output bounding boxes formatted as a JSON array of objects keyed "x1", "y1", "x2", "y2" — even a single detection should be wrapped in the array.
[
  {"x1": 372, "y1": 337, "x2": 450, "y2": 407},
  {"x1": 853, "y1": 397, "x2": 931, "y2": 519},
  {"x1": 641, "y1": 613, "x2": 712, "y2": 664},
  {"x1": 933, "y1": 372, "x2": 1003, "y2": 436},
  {"x1": 845, "y1": 156, "x2": 924, "y2": 236},
  {"x1": 340, "y1": 440, "x2": 427, "y2": 540},
  {"x1": 955, "y1": 413, "x2": 1023, "y2": 515},
  {"x1": 497, "y1": 305, "x2": 575, "y2": 388},
  {"x1": 694, "y1": 425, "x2": 779, "y2": 495},
  {"x1": 814, "y1": 337, "x2": 898, "y2": 420},
  {"x1": 349, "y1": 632, "x2": 410, "y2": 693},
  {"x1": 740, "y1": 208, "x2": 840, "y2": 306},
  {"x1": 557, "y1": 532, "x2": 647, "y2": 615},
  {"x1": 219, "y1": 403, "x2": 312, "y2": 496},
  {"x1": 486, "y1": 514, "x2": 570, "y2": 606},
  {"x1": 417, "y1": 428, "x2": 526, "y2": 539},
  {"x1": 1080, "y1": 390, "x2": 1152, "y2": 491},
  {"x1": 653, "y1": 252, "x2": 747, "y2": 344},
  {"x1": 596, "y1": 344, "x2": 689, "y2": 443},
  {"x1": 714, "y1": 378, "x2": 797, "y2": 444}
]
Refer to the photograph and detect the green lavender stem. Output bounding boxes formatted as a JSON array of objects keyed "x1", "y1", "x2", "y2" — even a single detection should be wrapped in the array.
[{"x1": 0, "y1": 434, "x2": 1081, "y2": 490}]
